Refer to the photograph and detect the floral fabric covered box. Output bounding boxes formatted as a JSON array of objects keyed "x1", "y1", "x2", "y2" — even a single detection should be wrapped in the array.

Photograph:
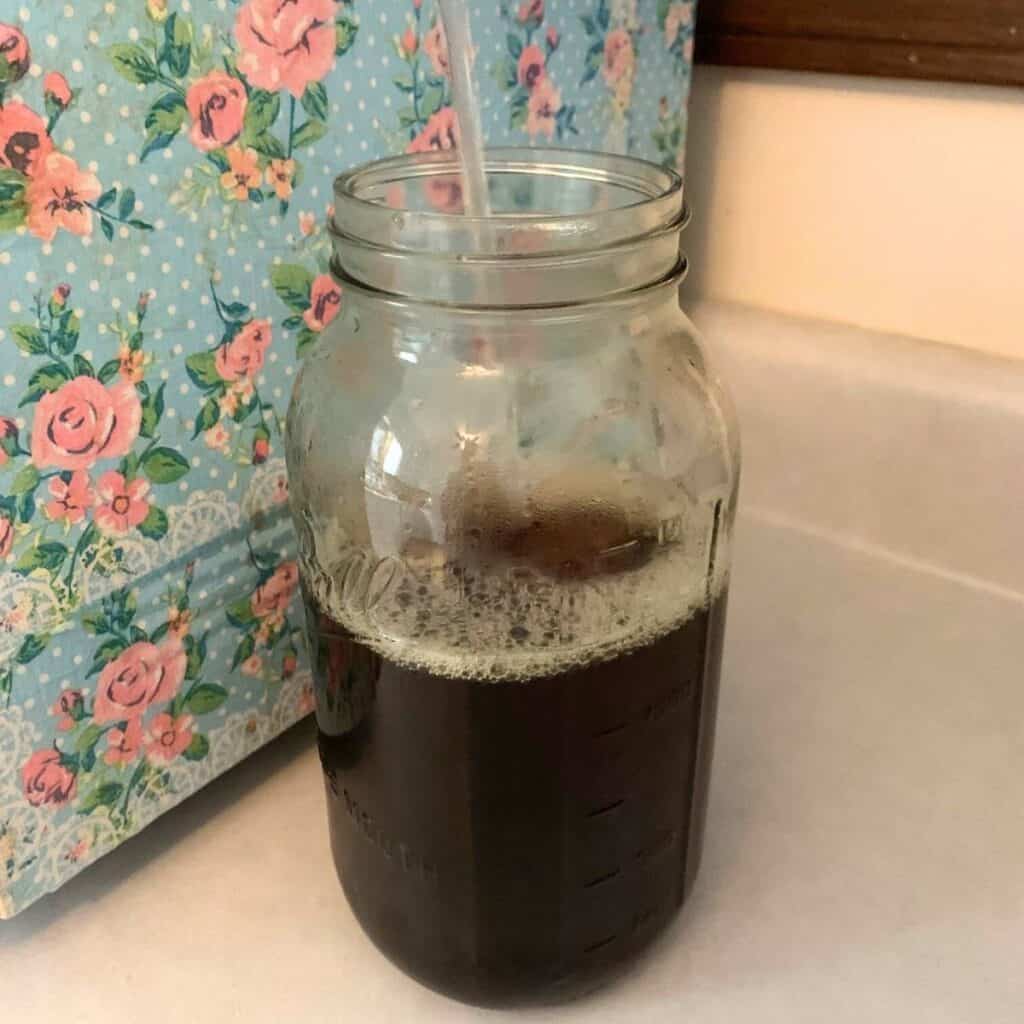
[{"x1": 0, "y1": 0, "x2": 696, "y2": 917}]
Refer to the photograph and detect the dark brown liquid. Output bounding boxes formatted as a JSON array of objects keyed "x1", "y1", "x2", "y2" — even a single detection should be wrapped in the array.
[{"x1": 310, "y1": 593, "x2": 727, "y2": 1007}]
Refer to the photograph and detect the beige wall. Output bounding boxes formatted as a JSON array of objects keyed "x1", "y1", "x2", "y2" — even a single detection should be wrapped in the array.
[{"x1": 681, "y1": 66, "x2": 1024, "y2": 360}]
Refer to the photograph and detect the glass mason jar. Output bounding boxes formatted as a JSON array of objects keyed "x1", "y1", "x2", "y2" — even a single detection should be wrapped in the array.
[{"x1": 286, "y1": 149, "x2": 740, "y2": 1006}]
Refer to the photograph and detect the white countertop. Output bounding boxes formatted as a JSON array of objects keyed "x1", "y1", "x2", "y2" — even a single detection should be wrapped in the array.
[{"x1": 3, "y1": 510, "x2": 1022, "y2": 1023}]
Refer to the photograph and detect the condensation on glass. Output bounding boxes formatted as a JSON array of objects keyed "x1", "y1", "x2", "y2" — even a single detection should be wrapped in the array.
[{"x1": 285, "y1": 149, "x2": 740, "y2": 1007}]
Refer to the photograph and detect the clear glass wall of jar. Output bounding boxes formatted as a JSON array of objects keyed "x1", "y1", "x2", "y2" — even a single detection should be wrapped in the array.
[{"x1": 286, "y1": 149, "x2": 740, "y2": 1007}]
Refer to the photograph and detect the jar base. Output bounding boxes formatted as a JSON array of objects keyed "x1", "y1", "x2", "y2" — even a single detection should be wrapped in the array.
[{"x1": 337, "y1": 863, "x2": 695, "y2": 1008}]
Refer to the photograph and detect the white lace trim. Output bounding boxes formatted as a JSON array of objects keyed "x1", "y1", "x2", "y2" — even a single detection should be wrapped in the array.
[
  {"x1": 0, "y1": 490, "x2": 245, "y2": 663},
  {"x1": 1, "y1": 674, "x2": 310, "y2": 918}
]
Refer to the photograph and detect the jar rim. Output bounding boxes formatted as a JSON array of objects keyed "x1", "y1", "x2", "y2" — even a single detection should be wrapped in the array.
[{"x1": 331, "y1": 147, "x2": 685, "y2": 258}]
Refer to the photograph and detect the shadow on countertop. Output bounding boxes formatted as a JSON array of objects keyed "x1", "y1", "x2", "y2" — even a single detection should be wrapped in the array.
[{"x1": 0, "y1": 718, "x2": 315, "y2": 943}]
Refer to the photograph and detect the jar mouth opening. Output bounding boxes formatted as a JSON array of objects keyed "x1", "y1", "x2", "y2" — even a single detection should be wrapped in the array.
[{"x1": 332, "y1": 147, "x2": 685, "y2": 259}]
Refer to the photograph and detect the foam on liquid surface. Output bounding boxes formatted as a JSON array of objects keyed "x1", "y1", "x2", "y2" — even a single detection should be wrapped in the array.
[{"x1": 301, "y1": 480, "x2": 728, "y2": 684}]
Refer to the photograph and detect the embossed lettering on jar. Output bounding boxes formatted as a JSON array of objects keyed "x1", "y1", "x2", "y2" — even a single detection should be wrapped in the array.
[{"x1": 285, "y1": 149, "x2": 740, "y2": 1007}]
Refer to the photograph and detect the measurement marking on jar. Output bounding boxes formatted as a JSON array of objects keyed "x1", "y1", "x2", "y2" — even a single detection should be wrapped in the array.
[
  {"x1": 583, "y1": 867, "x2": 622, "y2": 889},
  {"x1": 642, "y1": 684, "x2": 687, "y2": 723},
  {"x1": 586, "y1": 798, "x2": 625, "y2": 818},
  {"x1": 583, "y1": 934, "x2": 618, "y2": 955},
  {"x1": 593, "y1": 684, "x2": 692, "y2": 739},
  {"x1": 593, "y1": 722, "x2": 627, "y2": 738},
  {"x1": 635, "y1": 828, "x2": 676, "y2": 863}
]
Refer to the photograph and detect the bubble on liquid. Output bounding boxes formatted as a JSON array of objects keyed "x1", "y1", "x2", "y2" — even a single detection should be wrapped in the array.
[{"x1": 301, "y1": 467, "x2": 729, "y2": 684}]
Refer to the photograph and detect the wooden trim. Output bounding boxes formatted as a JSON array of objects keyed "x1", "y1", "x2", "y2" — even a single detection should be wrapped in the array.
[
  {"x1": 696, "y1": 32, "x2": 1024, "y2": 87},
  {"x1": 695, "y1": 2, "x2": 1024, "y2": 87}
]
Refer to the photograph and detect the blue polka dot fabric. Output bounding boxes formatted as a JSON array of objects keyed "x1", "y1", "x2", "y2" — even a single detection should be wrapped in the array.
[{"x1": 0, "y1": 0, "x2": 695, "y2": 916}]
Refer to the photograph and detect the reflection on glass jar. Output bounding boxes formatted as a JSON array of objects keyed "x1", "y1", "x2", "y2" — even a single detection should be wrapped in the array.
[{"x1": 286, "y1": 148, "x2": 740, "y2": 1007}]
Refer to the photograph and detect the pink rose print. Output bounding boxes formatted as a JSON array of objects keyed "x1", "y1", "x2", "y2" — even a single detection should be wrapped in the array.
[
  {"x1": 25, "y1": 152, "x2": 102, "y2": 241},
  {"x1": 602, "y1": 28, "x2": 635, "y2": 86},
  {"x1": 266, "y1": 157, "x2": 296, "y2": 201},
  {"x1": 66, "y1": 837, "x2": 90, "y2": 863},
  {"x1": 22, "y1": 749, "x2": 77, "y2": 808},
  {"x1": 186, "y1": 71, "x2": 247, "y2": 153},
  {"x1": 219, "y1": 388, "x2": 240, "y2": 418},
  {"x1": 51, "y1": 283, "x2": 71, "y2": 307},
  {"x1": 31, "y1": 377, "x2": 142, "y2": 471},
  {"x1": 43, "y1": 71, "x2": 73, "y2": 110},
  {"x1": 94, "y1": 471, "x2": 151, "y2": 534},
  {"x1": 0, "y1": 22, "x2": 30, "y2": 83},
  {"x1": 145, "y1": 713, "x2": 194, "y2": 763},
  {"x1": 37, "y1": 571, "x2": 217, "y2": 816},
  {"x1": 282, "y1": 652, "x2": 298, "y2": 679},
  {"x1": 517, "y1": 0, "x2": 544, "y2": 25},
  {"x1": 527, "y1": 77, "x2": 561, "y2": 140},
  {"x1": 495, "y1": 0, "x2": 574, "y2": 141},
  {"x1": 1, "y1": 599, "x2": 28, "y2": 633},
  {"x1": 167, "y1": 606, "x2": 193, "y2": 639},
  {"x1": 0, "y1": 100, "x2": 54, "y2": 176},
  {"x1": 271, "y1": 473, "x2": 289, "y2": 504},
  {"x1": 400, "y1": 26, "x2": 418, "y2": 59},
  {"x1": 422, "y1": 169, "x2": 461, "y2": 211},
  {"x1": 407, "y1": 106, "x2": 459, "y2": 154},
  {"x1": 104, "y1": 718, "x2": 143, "y2": 766},
  {"x1": 118, "y1": 345, "x2": 145, "y2": 384},
  {"x1": 517, "y1": 44, "x2": 546, "y2": 90},
  {"x1": 204, "y1": 422, "x2": 231, "y2": 451},
  {"x1": 303, "y1": 274, "x2": 342, "y2": 332},
  {"x1": 51, "y1": 690, "x2": 86, "y2": 732},
  {"x1": 298, "y1": 211, "x2": 316, "y2": 236},
  {"x1": 93, "y1": 639, "x2": 187, "y2": 723},
  {"x1": 45, "y1": 471, "x2": 95, "y2": 525},
  {"x1": 0, "y1": 512, "x2": 12, "y2": 559},
  {"x1": 252, "y1": 436, "x2": 270, "y2": 464},
  {"x1": 234, "y1": 377, "x2": 256, "y2": 404},
  {"x1": 422, "y1": 20, "x2": 450, "y2": 78},
  {"x1": 220, "y1": 144, "x2": 262, "y2": 201},
  {"x1": 254, "y1": 616, "x2": 276, "y2": 646},
  {"x1": 240, "y1": 654, "x2": 263, "y2": 677},
  {"x1": 235, "y1": 0, "x2": 338, "y2": 98},
  {"x1": 215, "y1": 319, "x2": 272, "y2": 381},
  {"x1": 251, "y1": 561, "x2": 299, "y2": 619}
]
